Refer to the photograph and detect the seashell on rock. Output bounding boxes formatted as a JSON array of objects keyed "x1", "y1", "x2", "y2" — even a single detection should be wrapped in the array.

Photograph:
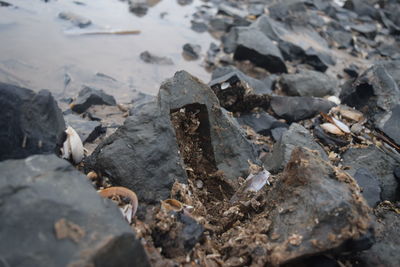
[
  {"x1": 62, "y1": 126, "x2": 84, "y2": 164},
  {"x1": 331, "y1": 117, "x2": 351, "y2": 134},
  {"x1": 320, "y1": 123, "x2": 345, "y2": 135}
]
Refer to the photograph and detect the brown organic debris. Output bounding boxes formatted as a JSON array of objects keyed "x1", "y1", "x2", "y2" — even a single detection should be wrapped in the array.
[{"x1": 54, "y1": 218, "x2": 85, "y2": 243}]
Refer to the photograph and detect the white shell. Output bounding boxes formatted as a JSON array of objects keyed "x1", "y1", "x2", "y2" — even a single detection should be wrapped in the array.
[
  {"x1": 326, "y1": 96, "x2": 341, "y2": 105},
  {"x1": 338, "y1": 108, "x2": 364, "y2": 122},
  {"x1": 244, "y1": 169, "x2": 270, "y2": 192},
  {"x1": 331, "y1": 117, "x2": 351, "y2": 133},
  {"x1": 63, "y1": 126, "x2": 84, "y2": 164},
  {"x1": 320, "y1": 123, "x2": 345, "y2": 135}
]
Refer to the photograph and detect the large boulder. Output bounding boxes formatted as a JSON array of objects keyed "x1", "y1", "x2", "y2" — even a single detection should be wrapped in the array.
[
  {"x1": 89, "y1": 71, "x2": 259, "y2": 206},
  {"x1": 0, "y1": 154, "x2": 149, "y2": 267},
  {"x1": 0, "y1": 82, "x2": 65, "y2": 161},
  {"x1": 264, "y1": 147, "x2": 373, "y2": 265}
]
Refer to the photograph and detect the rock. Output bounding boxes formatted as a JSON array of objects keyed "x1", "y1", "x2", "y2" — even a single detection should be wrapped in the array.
[
  {"x1": 190, "y1": 20, "x2": 208, "y2": 33},
  {"x1": 351, "y1": 23, "x2": 377, "y2": 39},
  {"x1": 71, "y1": 86, "x2": 117, "y2": 114},
  {"x1": 343, "y1": 0, "x2": 379, "y2": 20},
  {"x1": 0, "y1": 82, "x2": 65, "y2": 161},
  {"x1": 341, "y1": 145, "x2": 400, "y2": 201},
  {"x1": 264, "y1": 123, "x2": 328, "y2": 173},
  {"x1": 152, "y1": 211, "x2": 204, "y2": 258},
  {"x1": 328, "y1": 30, "x2": 353, "y2": 49},
  {"x1": 209, "y1": 16, "x2": 233, "y2": 32},
  {"x1": 89, "y1": 71, "x2": 259, "y2": 206},
  {"x1": 340, "y1": 62, "x2": 400, "y2": 122},
  {"x1": 268, "y1": 1, "x2": 307, "y2": 21},
  {"x1": 64, "y1": 114, "x2": 103, "y2": 143},
  {"x1": 128, "y1": 0, "x2": 148, "y2": 17},
  {"x1": 377, "y1": 104, "x2": 400, "y2": 146},
  {"x1": 182, "y1": 43, "x2": 201, "y2": 60},
  {"x1": 304, "y1": 47, "x2": 336, "y2": 72},
  {"x1": 270, "y1": 96, "x2": 336, "y2": 122},
  {"x1": 139, "y1": 51, "x2": 174, "y2": 65},
  {"x1": 279, "y1": 70, "x2": 338, "y2": 97},
  {"x1": 271, "y1": 127, "x2": 288, "y2": 142},
  {"x1": 314, "y1": 125, "x2": 350, "y2": 147},
  {"x1": 209, "y1": 69, "x2": 271, "y2": 112},
  {"x1": 217, "y1": 3, "x2": 248, "y2": 19},
  {"x1": 0, "y1": 155, "x2": 149, "y2": 267},
  {"x1": 236, "y1": 111, "x2": 288, "y2": 136},
  {"x1": 355, "y1": 204, "x2": 400, "y2": 267},
  {"x1": 394, "y1": 166, "x2": 400, "y2": 183},
  {"x1": 264, "y1": 147, "x2": 372, "y2": 265},
  {"x1": 354, "y1": 168, "x2": 381, "y2": 207},
  {"x1": 233, "y1": 27, "x2": 287, "y2": 73},
  {"x1": 0, "y1": 1, "x2": 12, "y2": 7},
  {"x1": 129, "y1": 91, "x2": 156, "y2": 116},
  {"x1": 210, "y1": 66, "x2": 273, "y2": 98},
  {"x1": 58, "y1": 11, "x2": 91, "y2": 28}
]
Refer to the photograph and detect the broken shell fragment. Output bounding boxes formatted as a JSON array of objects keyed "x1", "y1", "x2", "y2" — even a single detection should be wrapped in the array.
[
  {"x1": 62, "y1": 126, "x2": 84, "y2": 164},
  {"x1": 325, "y1": 95, "x2": 341, "y2": 105},
  {"x1": 98, "y1": 186, "x2": 139, "y2": 218},
  {"x1": 331, "y1": 117, "x2": 351, "y2": 134},
  {"x1": 244, "y1": 169, "x2": 270, "y2": 192},
  {"x1": 338, "y1": 108, "x2": 364, "y2": 122},
  {"x1": 320, "y1": 123, "x2": 345, "y2": 136},
  {"x1": 161, "y1": 199, "x2": 183, "y2": 212}
]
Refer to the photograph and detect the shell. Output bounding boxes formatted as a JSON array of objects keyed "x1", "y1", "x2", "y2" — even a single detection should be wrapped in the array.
[
  {"x1": 331, "y1": 117, "x2": 351, "y2": 134},
  {"x1": 161, "y1": 199, "x2": 183, "y2": 212},
  {"x1": 244, "y1": 169, "x2": 270, "y2": 192},
  {"x1": 63, "y1": 126, "x2": 84, "y2": 164},
  {"x1": 320, "y1": 123, "x2": 345, "y2": 135},
  {"x1": 326, "y1": 95, "x2": 341, "y2": 105},
  {"x1": 98, "y1": 186, "x2": 139, "y2": 218},
  {"x1": 338, "y1": 108, "x2": 364, "y2": 122}
]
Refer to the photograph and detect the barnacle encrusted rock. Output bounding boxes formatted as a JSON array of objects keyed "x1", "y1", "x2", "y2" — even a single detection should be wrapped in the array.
[{"x1": 264, "y1": 147, "x2": 373, "y2": 265}]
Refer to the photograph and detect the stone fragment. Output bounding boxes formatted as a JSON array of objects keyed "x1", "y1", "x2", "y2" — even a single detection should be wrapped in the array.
[
  {"x1": 264, "y1": 123, "x2": 328, "y2": 173},
  {"x1": 64, "y1": 114, "x2": 103, "y2": 143},
  {"x1": 279, "y1": 70, "x2": 338, "y2": 97},
  {"x1": 182, "y1": 43, "x2": 201, "y2": 60},
  {"x1": 0, "y1": 82, "x2": 65, "y2": 161},
  {"x1": 236, "y1": 111, "x2": 288, "y2": 136},
  {"x1": 71, "y1": 86, "x2": 117, "y2": 114},
  {"x1": 58, "y1": 11, "x2": 91, "y2": 28},
  {"x1": 354, "y1": 168, "x2": 381, "y2": 207},
  {"x1": 0, "y1": 155, "x2": 149, "y2": 267},
  {"x1": 264, "y1": 147, "x2": 372, "y2": 265},
  {"x1": 377, "y1": 104, "x2": 400, "y2": 146},
  {"x1": 270, "y1": 96, "x2": 336, "y2": 122},
  {"x1": 139, "y1": 51, "x2": 174, "y2": 65}
]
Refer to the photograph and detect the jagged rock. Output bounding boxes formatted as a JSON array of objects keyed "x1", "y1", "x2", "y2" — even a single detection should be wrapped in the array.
[
  {"x1": 128, "y1": 0, "x2": 148, "y2": 17},
  {"x1": 236, "y1": 111, "x2": 288, "y2": 136},
  {"x1": 264, "y1": 123, "x2": 328, "y2": 173},
  {"x1": 233, "y1": 27, "x2": 287, "y2": 73},
  {"x1": 182, "y1": 43, "x2": 201, "y2": 60},
  {"x1": 355, "y1": 204, "x2": 400, "y2": 267},
  {"x1": 139, "y1": 51, "x2": 174, "y2": 65},
  {"x1": 0, "y1": 155, "x2": 149, "y2": 267},
  {"x1": 209, "y1": 70, "x2": 271, "y2": 112},
  {"x1": 341, "y1": 145, "x2": 400, "y2": 201},
  {"x1": 0, "y1": 82, "x2": 65, "y2": 161},
  {"x1": 270, "y1": 96, "x2": 336, "y2": 122},
  {"x1": 376, "y1": 104, "x2": 400, "y2": 146},
  {"x1": 71, "y1": 86, "x2": 117, "y2": 114},
  {"x1": 217, "y1": 3, "x2": 248, "y2": 19},
  {"x1": 351, "y1": 23, "x2": 377, "y2": 39},
  {"x1": 64, "y1": 114, "x2": 103, "y2": 143},
  {"x1": 129, "y1": 91, "x2": 156, "y2": 116},
  {"x1": 354, "y1": 168, "x2": 381, "y2": 207},
  {"x1": 89, "y1": 71, "x2": 259, "y2": 206},
  {"x1": 340, "y1": 61, "x2": 400, "y2": 122},
  {"x1": 264, "y1": 147, "x2": 373, "y2": 265},
  {"x1": 279, "y1": 70, "x2": 338, "y2": 97}
]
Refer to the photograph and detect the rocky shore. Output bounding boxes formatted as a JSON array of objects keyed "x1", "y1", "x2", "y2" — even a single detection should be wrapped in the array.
[{"x1": 1, "y1": 0, "x2": 400, "y2": 266}]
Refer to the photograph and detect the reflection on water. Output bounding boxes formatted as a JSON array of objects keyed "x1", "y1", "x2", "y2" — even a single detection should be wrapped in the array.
[{"x1": 0, "y1": 0, "x2": 214, "y2": 101}]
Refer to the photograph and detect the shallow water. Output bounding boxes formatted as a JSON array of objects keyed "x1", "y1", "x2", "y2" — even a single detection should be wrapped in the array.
[{"x1": 0, "y1": 0, "x2": 214, "y2": 101}]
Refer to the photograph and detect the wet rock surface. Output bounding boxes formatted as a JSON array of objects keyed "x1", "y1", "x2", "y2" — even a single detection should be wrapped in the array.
[
  {"x1": 0, "y1": 154, "x2": 149, "y2": 267},
  {"x1": 0, "y1": 82, "x2": 65, "y2": 161},
  {"x1": 71, "y1": 86, "x2": 117, "y2": 114}
]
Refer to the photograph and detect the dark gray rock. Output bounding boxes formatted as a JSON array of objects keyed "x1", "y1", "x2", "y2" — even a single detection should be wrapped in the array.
[
  {"x1": 304, "y1": 47, "x2": 336, "y2": 72},
  {"x1": 270, "y1": 96, "x2": 336, "y2": 122},
  {"x1": 233, "y1": 27, "x2": 287, "y2": 73},
  {"x1": 268, "y1": 1, "x2": 307, "y2": 21},
  {"x1": 314, "y1": 125, "x2": 350, "y2": 147},
  {"x1": 89, "y1": 71, "x2": 259, "y2": 205},
  {"x1": 71, "y1": 86, "x2": 117, "y2": 114},
  {"x1": 394, "y1": 166, "x2": 400, "y2": 182},
  {"x1": 355, "y1": 205, "x2": 400, "y2": 267},
  {"x1": 64, "y1": 114, "x2": 103, "y2": 143},
  {"x1": 0, "y1": 154, "x2": 149, "y2": 267},
  {"x1": 210, "y1": 66, "x2": 273, "y2": 96},
  {"x1": 354, "y1": 168, "x2": 381, "y2": 207},
  {"x1": 279, "y1": 70, "x2": 338, "y2": 97},
  {"x1": 190, "y1": 20, "x2": 208, "y2": 33},
  {"x1": 340, "y1": 62, "x2": 400, "y2": 122},
  {"x1": 377, "y1": 104, "x2": 400, "y2": 146},
  {"x1": 217, "y1": 3, "x2": 248, "y2": 19},
  {"x1": 264, "y1": 123, "x2": 328, "y2": 173},
  {"x1": 271, "y1": 127, "x2": 288, "y2": 142},
  {"x1": 236, "y1": 111, "x2": 288, "y2": 136},
  {"x1": 58, "y1": 11, "x2": 91, "y2": 28},
  {"x1": 264, "y1": 147, "x2": 372, "y2": 265},
  {"x1": 341, "y1": 145, "x2": 400, "y2": 201},
  {"x1": 209, "y1": 16, "x2": 233, "y2": 32},
  {"x1": 152, "y1": 211, "x2": 204, "y2": 258},
  {"x1": 329, "y1": 30, "x2": 353, "y2": 49},
  {"x1": 128, "y1": 0, "x2": 148, "y2": 17},
  {"x1": 343, "y1": 0, "x2": 379, "y2": 20},
  {"x1": 182, "y1": 43, "x2": 201, "y2": 60},
  {"x1": 351, "y1": 23, "x2": 377, "y2": 39},
  {"x1": 139, "y1": 51, "x2": 174, "y2": 65},
  {"x1": 129, "y1": 91, "x2": 156, "y2": 116},
  {"x1": 0, "y1": 83, "x2": 65, "y2": 161},
  {"x1": 0, "y1": 1, "x2": 12, "y2": 7}
]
